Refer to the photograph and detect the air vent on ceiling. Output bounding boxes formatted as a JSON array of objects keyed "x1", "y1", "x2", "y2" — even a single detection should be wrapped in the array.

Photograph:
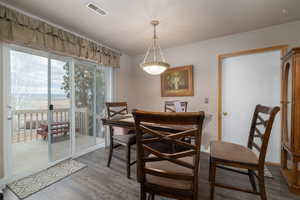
[{"x1": 86, "y1": 2, "x2": 107, "y2": 16}]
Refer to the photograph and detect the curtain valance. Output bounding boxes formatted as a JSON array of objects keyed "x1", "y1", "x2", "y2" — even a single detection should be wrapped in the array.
[{"x1": 0, "y1": 5, "x2": 120, "y2": 67}]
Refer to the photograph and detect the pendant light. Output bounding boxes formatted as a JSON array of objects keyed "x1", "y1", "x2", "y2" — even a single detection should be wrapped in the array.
[{"x1": 140, "y1": 20, "x2": 170, "y2": 75}]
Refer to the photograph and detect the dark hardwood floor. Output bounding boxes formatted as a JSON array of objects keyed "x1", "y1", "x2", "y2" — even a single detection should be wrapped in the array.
[{"x1": 4, "y1": 147, "x2": 300, "y2": 200}]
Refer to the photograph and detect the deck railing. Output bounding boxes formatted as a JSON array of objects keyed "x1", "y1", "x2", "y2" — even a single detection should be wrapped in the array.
[{"x1": 12, "y1": 108, "x2": 89, "y2": 143}]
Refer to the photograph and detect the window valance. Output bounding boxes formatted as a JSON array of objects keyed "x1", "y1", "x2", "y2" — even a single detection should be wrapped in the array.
[{"x1": 0, "y1": 5, "x2": 120, "y2": 67}]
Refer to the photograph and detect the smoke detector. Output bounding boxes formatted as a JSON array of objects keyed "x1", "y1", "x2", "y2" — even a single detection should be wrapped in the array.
[{"x1": 86, "y1": 2, "x2": 107, "y2": 16}]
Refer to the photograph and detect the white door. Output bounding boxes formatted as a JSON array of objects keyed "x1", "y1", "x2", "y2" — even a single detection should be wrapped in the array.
[{"x1": 222, "y1": 50, "x2": 281, "y2": 163}]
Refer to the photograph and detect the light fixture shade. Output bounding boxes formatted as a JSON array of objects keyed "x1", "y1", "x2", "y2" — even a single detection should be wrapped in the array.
[
  {"x1": 140, "y1": 61, "x2": 170, "y2": 75},
  {"x1": 140, "y1": 20, "x2": 170, "y2": 75}
]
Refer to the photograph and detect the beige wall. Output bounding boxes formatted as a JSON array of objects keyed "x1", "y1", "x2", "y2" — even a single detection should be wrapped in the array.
[
  {"x1": 117, "y1": 20, "x2": 300, "y2": 149},
  {"x1": 115, "y1": 54, "x2": 134, "y2": 109}
]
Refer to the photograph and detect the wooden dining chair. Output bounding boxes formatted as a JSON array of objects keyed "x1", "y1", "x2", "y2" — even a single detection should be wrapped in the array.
[
  {"x1": 164, "y1": 101, "x2": 188, "y2": 112},
  {"x1": 209, "y1": 104, "x2": 280, "y2": 200},
  {"x1": 133, "y1": 110, "x2": 205, "y2": 200},
  {"x1": 106, "y1": 102, "x2": 136, "y2": 178}
]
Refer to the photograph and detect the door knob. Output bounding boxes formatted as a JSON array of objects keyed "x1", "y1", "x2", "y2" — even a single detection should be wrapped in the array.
[{"x1": 223, "y1": 112, "x2": 228, "y2": 116}]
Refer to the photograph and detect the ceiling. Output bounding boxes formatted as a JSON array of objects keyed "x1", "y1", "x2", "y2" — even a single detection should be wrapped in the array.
[{"x1": 1, "y1": 0, "x2": 300, "y2": 55}]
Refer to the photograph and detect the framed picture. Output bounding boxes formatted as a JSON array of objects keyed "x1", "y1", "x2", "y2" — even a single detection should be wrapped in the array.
[{"x1": 161, "y1": 65, "x2": 194, "y2": 97}]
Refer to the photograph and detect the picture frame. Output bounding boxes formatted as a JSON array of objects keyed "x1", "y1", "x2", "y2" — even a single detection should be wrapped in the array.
[{"x1": 161, "y1": 65, "x2": 194, "y2": 97}]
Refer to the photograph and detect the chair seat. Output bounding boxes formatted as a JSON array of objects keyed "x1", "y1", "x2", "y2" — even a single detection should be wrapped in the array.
[
  {"x1": 210, "y1": 141, "x2": 258, "y2": 165},
  {"x1": 113, "y1": 127, "x2": 132, "y2": 135},
  {"x1": 113, "y1": 134, "x2": 136, "y2": 145},
  {"x1": 145, "y1": 156, "x2": 193, "y2": 190}
]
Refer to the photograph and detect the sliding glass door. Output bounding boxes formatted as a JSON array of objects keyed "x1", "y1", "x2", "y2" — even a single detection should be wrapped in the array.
[
  {"x1": 48, "y1": 57, "x2": 72, "y2": 162},
  {"x1": 74, "y1": 62, "x2": 109, "y2": 153},
  {"x1": 95, "y1": 68, "x2": 109, "y2": 146},
  {"x1": 7, "y1": 48, "x2": 73, "y2": 177},
  {"x1": 74, "y1": 62, "x2": 96, "y2": 152},
  {"x1": 5, "y1": 44, "x2": 112, "y2": 179},
  {"x1": 9, "y1": 48, "x2": 50, "y2": 176}
]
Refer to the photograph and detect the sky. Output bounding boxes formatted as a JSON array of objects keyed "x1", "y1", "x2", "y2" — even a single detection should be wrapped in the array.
[{"x1": 10, "y1": 50, "x2": 68, "y2": 96}]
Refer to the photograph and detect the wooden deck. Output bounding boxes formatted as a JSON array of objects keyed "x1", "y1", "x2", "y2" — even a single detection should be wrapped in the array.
[
  {"x1": 4, "y1": 148, "x2": 300, "y2": 200},
  {"x1": 11, "y1": 135, "x2": 105, "y2": 178},
  {"x1": 12, "y1": 108, "x2": 89, "y2": 143}
]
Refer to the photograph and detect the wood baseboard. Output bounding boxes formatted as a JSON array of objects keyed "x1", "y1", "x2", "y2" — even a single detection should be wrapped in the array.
[{"x1": 266, "y1": 161, "x2": 280, "y2": 167}]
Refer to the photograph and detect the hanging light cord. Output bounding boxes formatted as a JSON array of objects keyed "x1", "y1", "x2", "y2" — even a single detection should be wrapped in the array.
[
  {"x1": 142, "y1": 20, "x2": 166, "y2": 64},
  {"x1": 153, "y1": 22, "x2": 157, "y2": 62}
]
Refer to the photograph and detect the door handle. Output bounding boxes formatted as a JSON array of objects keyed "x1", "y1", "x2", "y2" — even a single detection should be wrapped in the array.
[
  {"x1": 223, "y1": 112, "x2": 228, "y2": 116},
  {"x1": 7, "y1": 105, "x2": 13, "y2": 120}
]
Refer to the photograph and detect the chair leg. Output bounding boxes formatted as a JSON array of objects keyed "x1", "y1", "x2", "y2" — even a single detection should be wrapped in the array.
[
  {"x1": 140, "y1": 185, "x2": 146, "y2": 200},
  {"x1": 151, "y1": 193, "x2": 155, "y2": 200},
  {"x1": 147, "y1": 193, "x2": 154, "y2": 200},
  {"x1": 248, "y1": 170, "x2": 257, "y2": 192},
  {"x1": 126, "y1": 145, "x2": 131, "y2": 178},
  {"x1": 209, "y1": 157, "x2": 212, "y2": 182},
  {"x1": 258, "y1": 171, "x2": 267, "y2": 200},
  {"x1": 210, "y1": 159, "x2": 216, "y2": 200},
  {"x1": 107, "y1": 138, "x2": 113, "y2": 168}
]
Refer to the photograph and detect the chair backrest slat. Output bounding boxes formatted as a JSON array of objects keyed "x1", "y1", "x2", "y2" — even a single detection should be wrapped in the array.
[
  {"x1": 254, "y1": 127, "x2": 264, "y2": 138},
  {"x1": 133, "y1": 110, "x2": 205, "y2": 194},
  {"x1": 164, "y1": 101, "x2": 188, "y2": 112},
  {"x1": 247, "y1": 104, "x2": 280, "y2": 167},
  {"x1": 106, "y1": 102, "x2": 128, "y2": 119}
]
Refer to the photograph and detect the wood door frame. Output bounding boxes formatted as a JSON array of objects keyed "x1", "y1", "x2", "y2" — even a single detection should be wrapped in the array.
[{"x1": 217, "y1": 45, "x2": 288, "y2": 141}]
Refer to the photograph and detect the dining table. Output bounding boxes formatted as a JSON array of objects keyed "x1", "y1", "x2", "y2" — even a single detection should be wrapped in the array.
[
  {"x1": 101, "y1": 113, "x2": 212, "y2": 133},
  {"x1": 102, "y1": 112, "x2": 213, "y2": 180}
]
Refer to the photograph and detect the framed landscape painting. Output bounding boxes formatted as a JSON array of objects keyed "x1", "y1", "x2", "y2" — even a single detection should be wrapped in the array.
[{"x1": 161, "y1": 65, "x2": 194, "y2": 97}]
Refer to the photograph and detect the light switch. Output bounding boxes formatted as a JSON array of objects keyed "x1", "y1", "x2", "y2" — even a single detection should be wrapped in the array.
[{"x1": 205, "y1": 97, "x2": 209, "y2": 104}]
